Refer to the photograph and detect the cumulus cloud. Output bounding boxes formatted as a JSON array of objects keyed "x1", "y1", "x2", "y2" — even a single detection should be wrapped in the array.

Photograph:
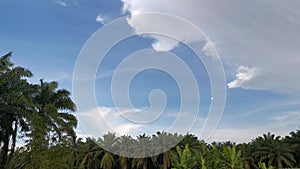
[
  {"x1": 96, "y1": 15, "x2": 105, "y2": 24},
  {"x1": 124, "y1": 4, "x2": 206, "y2": 52},
  {"x1": 227, "y1": 66, "x2": 260, "y2": 89},
  {"x1": 121, "y1": 0, "x2": 300, "y2": 93},
  {"x1": 95, "y1": 14, "x2": 109, "y2": 25}
]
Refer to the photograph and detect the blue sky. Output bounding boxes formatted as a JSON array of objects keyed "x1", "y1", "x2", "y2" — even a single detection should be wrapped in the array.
[{"x1": 1, "y1": 0, "x2": 300, "y2": 143}]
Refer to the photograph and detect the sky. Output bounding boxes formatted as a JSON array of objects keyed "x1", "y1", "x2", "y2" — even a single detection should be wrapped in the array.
[{"x1": 1, "y1": 0, "x2": 300, "y2": 143}]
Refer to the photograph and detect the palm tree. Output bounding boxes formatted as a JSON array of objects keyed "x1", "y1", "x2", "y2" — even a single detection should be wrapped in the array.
[
  {"x1": 117, "y1": 135, "x2": 136, "y2": 169},
  {"x1": 79, "y1": 138, "x2": 103, "y2": 169},
  {"x1": 285, "y1": 130, "x2": 300, "y2": 166},
  {"x1": 237, "y1": 143, "x2": 258, "y2": 169},
  {"x1": 205, "y1": 144, "x2": 222, "y2": 169},
  {"x1": 132, "y1": 134, "x2": 155, "y2": 169},
  {"x1": 152, "y1": 132, "x2": 178, "y2": 169},
  {"x1": 0, "y1": 52, "x2": 33, "y2": 168},
  {"x1": 252, "y1": 132, "x2": 296, "y2": 168},
  {"x1": 5, "y1": 147, "x2": 31, "y2": 169},
  {"x1": 27, "y1": 79, "x2": 77, "y2": 168},
  {"x1": 98, "y1": 132, "x2": 119, "y2": 169},
  {"x1": 171, "y1": 144, "x2": 195, "y2": 169},
  {"x1": 258, "y1": 162, "x2": 275, "y2": 169},
  {"x1": 220, "y1": 145, "x2": 243, "y2": 169},
  {"x1": 178, "y1": 133, "x2": 202, "y2": 155}
]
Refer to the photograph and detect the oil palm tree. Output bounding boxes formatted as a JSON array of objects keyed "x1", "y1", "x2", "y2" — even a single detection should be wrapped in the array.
[
  {"x1": 220, "y1": 145, "x2": 243, "y2": 169},
  {"x1": 98, "y1": 132, "x2": 119, "y2": 169},
  {"x1": 79, "y1": 138, "x2": 103, "y2": 169},
  {"x1": 285, "y1": 130, "x2": 300, "y2": 166},
  {"x1": 117, "y1": 135, "x2": 136, "y2": 169},
  {"x1": 237, "y1": 143, "x2": 258, "y2": 169},
  {"x1": 205, "y1": 144, "x2": 222, "y2": 169},
  {"x1": 171, "y1": 144, "x2": 195, "y2": 169},
  {"x1": 152, "y1": 132, "x2": 178, "y2": 169},
  {"x1": 0, "y1": 52, "x2": 33, "y2": 168},
  {"x1": 178, "y1": 133, "x2": 201, "y2": 155},
  {"x1": 27, "y1": 79, "x2": 77, "y2": 168},
  {"x1": 5, "y1": 147, "x2": 31, "y2": 169},
  {"x1": 132, "y1": 134, "x2": 154, "y2": 169},
  {"x1": 252, "y1": 132, "x2": 296, "y2": 168}
]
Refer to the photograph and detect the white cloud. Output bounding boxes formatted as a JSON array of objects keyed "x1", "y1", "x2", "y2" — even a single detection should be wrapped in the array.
[
  {"x1": 76, "y1": 106, "x2": 144, "y2": 138},
  {"x1": 121, "y1": 0, "x2": 300, "y2": 93},
  {"x1": 95, "y1": 15, "x2": 107, "y2": 25},
  {"x1": 227, "y1": 66, "x2": 260, "y2": 89},
  {"x1": 53, "y1": 0, "x2": 79, "y2": 7},
  {"x1": 151, "y1": 35, "x2": 179, "y2": 52},
  {"x1": 125, "y1": 7, "x2": 205, "y2": 52},
  {"x1": 54, "y1": 0, "x2": 68, "y2": 7}
]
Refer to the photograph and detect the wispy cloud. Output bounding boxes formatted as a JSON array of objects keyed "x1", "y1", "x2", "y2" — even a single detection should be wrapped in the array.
[
  {"x1": 272, "y1": 111, "x2": 299, "y2": 121},
  {"x1": 54, "y1": 0, "x2": 68, "y2": 7},
  {"x1": 53, "y1": 0, "x2": 79, "y2": 7}
]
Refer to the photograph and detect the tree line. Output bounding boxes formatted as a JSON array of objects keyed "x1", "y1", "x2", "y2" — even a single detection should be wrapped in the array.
[{"x1": 0, "y1": 52, "x2": 300, "y2": 169}]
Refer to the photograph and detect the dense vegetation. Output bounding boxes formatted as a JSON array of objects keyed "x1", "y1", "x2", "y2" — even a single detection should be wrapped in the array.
[{"x1": 0, "y1": 52, "x2": 300, "y2": 169}]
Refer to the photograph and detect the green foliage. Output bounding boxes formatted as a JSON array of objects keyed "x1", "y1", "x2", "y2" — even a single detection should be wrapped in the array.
[
  {"x1": 258, "y1": 162, "x2": 275, "y2": 169},
  {"x1": 171, "y1": 144, "x2": 195, "y2": 169},
  {"x1": 220, "y1": 145, "x2": 243, "y2": 169},
  {"x1": 252, "y1": 132, "x2": 296, "y2": 168}
]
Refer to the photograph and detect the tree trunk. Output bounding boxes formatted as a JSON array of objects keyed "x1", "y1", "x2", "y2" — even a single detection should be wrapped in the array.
[
  {"x1": 0, "y1": 132, "x2": 10, "y2": 169},
  {"x1": 9, "y1": 120, "x2": 18, "y2": 160}
]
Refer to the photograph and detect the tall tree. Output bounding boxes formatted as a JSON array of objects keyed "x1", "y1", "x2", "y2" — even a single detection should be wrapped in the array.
[
  {"x1": 0, "y1": 52, "x2": 33, "y2": 168},
  {"x1": 27, "y1": 79, "x2": 77, "y2": 168}
]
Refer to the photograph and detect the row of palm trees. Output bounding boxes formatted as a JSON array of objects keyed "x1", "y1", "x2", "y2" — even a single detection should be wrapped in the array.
[
  {"x1": 1, "y1": 52, "x2": 300, "y2": 169},
  {"x1": 5, "y1": 130, "x2": 300, "y2": 169}
]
